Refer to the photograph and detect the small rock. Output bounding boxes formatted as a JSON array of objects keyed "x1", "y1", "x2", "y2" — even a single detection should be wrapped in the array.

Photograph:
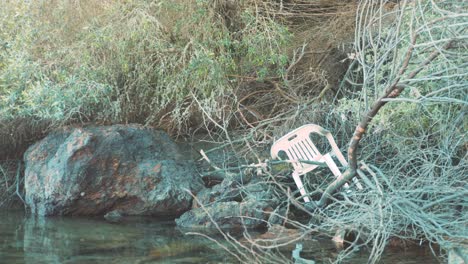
[{"x1": 104, "y1": 210, "x2": 123, "y2": 223}]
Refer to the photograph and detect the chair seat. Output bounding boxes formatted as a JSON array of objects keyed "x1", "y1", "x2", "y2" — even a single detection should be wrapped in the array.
[{"x1": 271, "y1": 124, "x2": 362, "y2": 202}]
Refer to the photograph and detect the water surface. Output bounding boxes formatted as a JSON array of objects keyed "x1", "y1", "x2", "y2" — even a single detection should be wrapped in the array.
[
  {"x1": 0, "y1": 210, "x2": 229, "y2": 263},
  {"x1": 0, "y1": 210, "x2": 440, "y2": 263}
]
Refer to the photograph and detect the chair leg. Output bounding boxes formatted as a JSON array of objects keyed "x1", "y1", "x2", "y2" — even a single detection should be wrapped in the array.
[
  {"x1": 356, "y1": 169, "x2": 375, "y2": 189},
  {"x1": 292, "y1": 172, "x2": 310, "y2": 203},
  {"x1": 332, "y1": 228, "x2": 346, "y2": 249},
  {"x1": 352, "y1": 176, "x2": 364, "y2": 190},
  {"x1": 322, "y1": 154, "x2": 351, "y2": 191}
]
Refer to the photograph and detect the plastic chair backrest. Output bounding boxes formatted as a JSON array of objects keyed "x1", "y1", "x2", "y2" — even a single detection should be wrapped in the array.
[{"x1": 271, "y1": 124, "x2": 347, "y2": 176}]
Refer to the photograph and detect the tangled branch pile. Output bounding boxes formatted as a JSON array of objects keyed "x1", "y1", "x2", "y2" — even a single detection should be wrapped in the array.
[{"x1": 191, "y1": 1, "x2": 467, "y2": 263}]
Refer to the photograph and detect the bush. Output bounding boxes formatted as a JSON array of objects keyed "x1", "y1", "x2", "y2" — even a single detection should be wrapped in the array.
[{"x1": 0, "y1": 0, "x2": 291, "y2": 132}]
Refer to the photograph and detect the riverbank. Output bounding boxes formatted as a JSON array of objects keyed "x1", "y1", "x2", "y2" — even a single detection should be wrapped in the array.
[{"x1": 1, "y1": 1, "x2": 466, "y2": 263}]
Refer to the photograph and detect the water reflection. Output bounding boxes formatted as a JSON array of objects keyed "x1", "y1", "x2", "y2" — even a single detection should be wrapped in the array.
[
  {"x1": 1, "y1": 211, "x2": 226, "y2": 264},
  {"x1": 0, "y1": 211, "x2": 440, "y2": 263}
]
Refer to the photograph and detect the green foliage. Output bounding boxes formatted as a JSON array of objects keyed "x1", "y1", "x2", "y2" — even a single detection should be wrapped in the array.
[
  {"x1": 341, "y1": 0, "x2": 467, "y2": 140},
  {"x1": 0, "y1": 0, "x2": 292, "y2": 130}
]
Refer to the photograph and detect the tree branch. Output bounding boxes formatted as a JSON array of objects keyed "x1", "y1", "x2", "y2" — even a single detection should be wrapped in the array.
[{"x1": 316, "y1": 39, "x2": 455, "y2": 207}]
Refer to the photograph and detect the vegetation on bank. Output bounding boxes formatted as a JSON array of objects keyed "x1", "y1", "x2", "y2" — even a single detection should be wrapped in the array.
[
  {"x1": 0, "y1": 0, "x2": 466, "y2": 263},
  {"x1": 0, "y1": 0, "x2": 291, "y2": 138}
]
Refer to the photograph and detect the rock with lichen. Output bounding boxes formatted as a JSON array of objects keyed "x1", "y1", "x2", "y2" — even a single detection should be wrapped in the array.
[{"x1": 24, "y1": 124, "x2": 203, "y2": 217}]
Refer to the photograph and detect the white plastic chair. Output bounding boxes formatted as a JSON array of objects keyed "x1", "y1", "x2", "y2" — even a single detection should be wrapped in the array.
[{"x1": 271, "y1": 124, "x2": 363, "y2": 203}]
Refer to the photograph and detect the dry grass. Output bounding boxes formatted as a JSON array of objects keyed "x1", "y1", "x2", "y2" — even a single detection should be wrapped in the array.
[{"x1": 0, "y1": 160, "x2": 24, "y2": 209}]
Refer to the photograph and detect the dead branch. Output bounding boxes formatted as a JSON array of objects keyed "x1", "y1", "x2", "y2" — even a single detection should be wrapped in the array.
[{"x1": 316, "y1": 38, "x2": 456, "y2": 208}]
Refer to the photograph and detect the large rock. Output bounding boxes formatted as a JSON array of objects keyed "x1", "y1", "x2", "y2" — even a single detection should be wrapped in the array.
[{"x1": 24, "y1": 125, "x2": 203, "y2": 216}]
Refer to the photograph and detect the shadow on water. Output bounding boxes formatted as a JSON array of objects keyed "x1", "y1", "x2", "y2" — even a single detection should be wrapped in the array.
[{"x1": 0, "y1": 210, "x2": 441, "y2": 263}]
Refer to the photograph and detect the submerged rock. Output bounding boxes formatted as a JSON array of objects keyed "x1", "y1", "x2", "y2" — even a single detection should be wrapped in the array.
[
  {"x1": 104, "y1": 210, "x2": 123, "y2": 223},
  {"x1": 24, "y1": 124, "x2": 203, "y2": 216}
]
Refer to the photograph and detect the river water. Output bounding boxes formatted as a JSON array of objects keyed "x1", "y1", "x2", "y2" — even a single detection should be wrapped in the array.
[
  {"x1": 0, "y1": 210, "x2": 440, "y2": 263},
  {"x1": 0, "y1": 210, "x2": 231, "y2": 263}
]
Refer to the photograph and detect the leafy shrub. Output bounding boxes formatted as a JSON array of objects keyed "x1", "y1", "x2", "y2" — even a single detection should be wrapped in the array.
[{"x1": 0, "y1": 0, "x2": 292, "y2": 132}]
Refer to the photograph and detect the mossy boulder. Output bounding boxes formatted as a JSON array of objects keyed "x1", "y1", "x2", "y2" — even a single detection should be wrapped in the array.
[{"x1": 24, "y1": 124, "x2": 203, "y2": 216}]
